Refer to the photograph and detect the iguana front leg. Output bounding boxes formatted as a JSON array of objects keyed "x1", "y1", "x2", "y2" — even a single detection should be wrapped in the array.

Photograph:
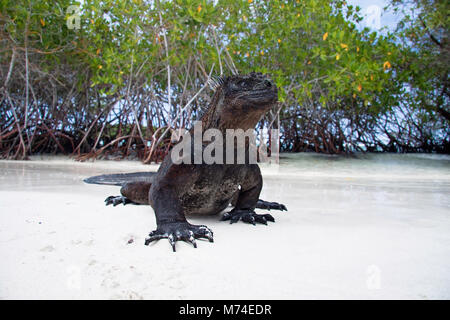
[
  {"x1": 222, "y1": 165, "x2": 282, "y2": 225},
  {"x1": 145, "y1": 173, "x2": 213, "y2": 252}
]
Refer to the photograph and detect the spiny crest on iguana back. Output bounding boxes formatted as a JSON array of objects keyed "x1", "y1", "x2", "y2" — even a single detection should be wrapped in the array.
[
  {"x1": 206, "y1": 75, "x2": 225, "y2": 92},
  {"x1": 199, "y1": 72, "x2": 278, "y2": 131},
  {"x1": 194, "y1": 75, "x2": 225, "y2": 120}
]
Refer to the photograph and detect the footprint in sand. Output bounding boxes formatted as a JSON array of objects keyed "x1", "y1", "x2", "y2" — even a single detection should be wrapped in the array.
[
  {"x1": 40, "y1": 245, "x2": 55, "y2": 252},
  {"x1": 110, "y1": 290, "x2": 144, "y2": 300}
]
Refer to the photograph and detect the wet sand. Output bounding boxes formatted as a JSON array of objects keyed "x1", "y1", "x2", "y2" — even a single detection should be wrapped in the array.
[{"x1": 0, "y1": 153, "x2": 449, "y2": 299}]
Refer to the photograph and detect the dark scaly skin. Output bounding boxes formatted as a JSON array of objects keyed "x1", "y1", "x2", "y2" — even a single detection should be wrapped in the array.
[{"x1": 88, "y1": 73, "x2": 287, "y2": 251}]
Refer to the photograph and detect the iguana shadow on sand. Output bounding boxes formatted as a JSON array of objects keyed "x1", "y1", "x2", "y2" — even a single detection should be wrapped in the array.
[{"x1": 84, "y1": 72, "x2": 287, "y2": 251}]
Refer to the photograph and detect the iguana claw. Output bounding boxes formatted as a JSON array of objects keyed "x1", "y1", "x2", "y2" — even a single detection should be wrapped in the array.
[
  {"x1": 105, "y1": 195, "x2": 134, "y2": 206},
  {"x1": 256, "y1": 200, "x2": 288, "y2": 211},
  {"x1": 221, "y1": 209, "x2": 275, "y2": 225},
  {"x1": 144, "y1": 222, "x2": 213, "y2": 252}
]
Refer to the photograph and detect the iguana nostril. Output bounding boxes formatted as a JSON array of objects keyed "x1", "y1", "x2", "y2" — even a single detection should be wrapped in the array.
[{"x1": 264, "y1": 80, "x2": 272, "y2": 87}]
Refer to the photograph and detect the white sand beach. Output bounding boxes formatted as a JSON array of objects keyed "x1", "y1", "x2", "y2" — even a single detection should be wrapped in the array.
[{"x1": 0, "y1": 153, "x2": 449, "y2": 299}]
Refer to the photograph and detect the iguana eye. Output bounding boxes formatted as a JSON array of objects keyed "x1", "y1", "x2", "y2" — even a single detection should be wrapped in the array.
[
  {"x1": 229, "y1": 79, "x2": 251, "y2": 91},
  {"x1": 230, "y1": 81, "x2": 244, "y2": 90}
]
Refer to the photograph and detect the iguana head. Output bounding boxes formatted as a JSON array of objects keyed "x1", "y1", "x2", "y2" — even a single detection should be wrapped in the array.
[{"x1": 203, "y1": 72, "x2": 278, "y2": 130}]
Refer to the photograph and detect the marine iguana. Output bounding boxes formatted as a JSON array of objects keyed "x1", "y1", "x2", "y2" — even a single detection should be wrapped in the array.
[{"x1": 84, "y1": 72, "x2": 287, "y2": 251}]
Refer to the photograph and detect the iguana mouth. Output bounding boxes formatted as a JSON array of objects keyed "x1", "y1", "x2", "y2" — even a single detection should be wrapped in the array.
[
  {"x1": 247, "y1": 90, "x2": 276, "y2": 98},
  {"x1": 245, "y1": 90, "x2": 278, "y2": 104},
  {"x1": 232, "y1": 88, "x2": 277, "y2": 104}
]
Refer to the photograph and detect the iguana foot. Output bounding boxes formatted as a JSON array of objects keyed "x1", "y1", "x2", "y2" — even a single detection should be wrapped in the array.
[
  {"x1": 221, "y1": 208, "x2": 275, "y2": 225},
  {"x1": 105, "y1": 195, "x2": 135, "y2": 206},
  {"x1": 256, "y1": 200, "x2": 287, "y2": 211},
  {"x1": 144, "y1": 222, "x2": 214, "y2": 252}
]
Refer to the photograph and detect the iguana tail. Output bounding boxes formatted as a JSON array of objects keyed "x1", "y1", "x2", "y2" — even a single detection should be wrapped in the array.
[{"x1": 83, "y1": 172, "x2": 157, "y2": 186}]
